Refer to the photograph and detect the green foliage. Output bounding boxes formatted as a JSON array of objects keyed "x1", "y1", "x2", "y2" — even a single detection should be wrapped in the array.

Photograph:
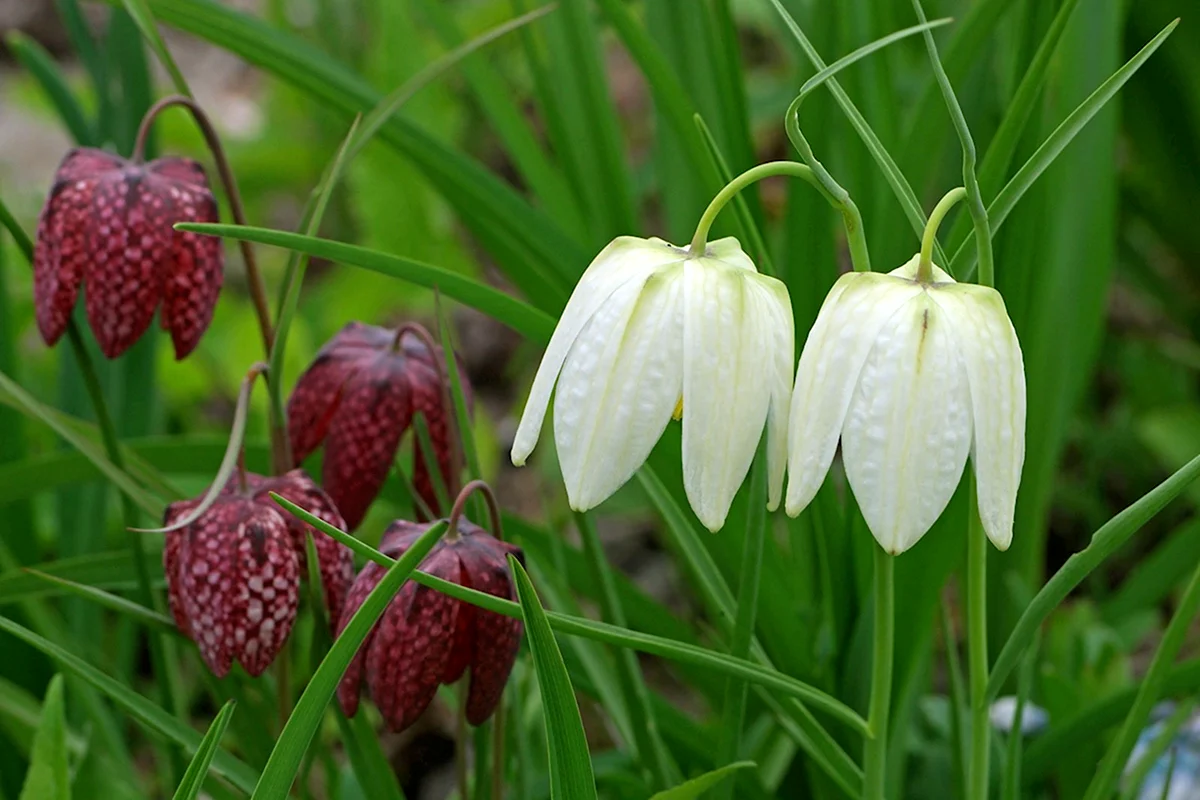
[{"x1": 2, "y1": 0, "x2": 1197, "y2": 797}]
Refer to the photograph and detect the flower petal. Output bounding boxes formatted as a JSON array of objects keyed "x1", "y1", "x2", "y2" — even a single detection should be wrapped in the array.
[
  {"x1": 286, "y1": 349, "x2": 359, "y2": 465},
  {"x1": 841, "y1": 293, "x2": 973, "y2": 554},
  {"x1": 321, "y1": 360, "x2": 413, "y2": 530},
  {"x1": 785, "y1": 272, "x2": 923, "y2": 516},
  {"x1": 681, "y1": 263, "x2": 769, "y2": 532},
  {"x1": 335, "y1": 561, "x2": 386, "y2": 718},
  {"x1": 930, "y1": 284, "x2": 1026, "y2": 550},
  {"x1": 552, "y1": 265, "x2": 684, "y2": 511},
  {"x1": 511, "y1": 237, "x2": 684, "y2": 466},
  {"x1": 158, "y1": 170, "x2": 223, "y2": 360},
  {"x1": 459, "y1": 539, "x2": 524, "y2": 725},
  {"x1": 746, "y1": 273, "x2": 795, "y2": 511}
]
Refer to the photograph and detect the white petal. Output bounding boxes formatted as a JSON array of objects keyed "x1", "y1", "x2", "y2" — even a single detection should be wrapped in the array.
[
  {"x1": 841, "y1": 292, "x2": 973, "y2": 554},
  {"x1": 888, "y1": 253, "x2": 956, "y2": 284},
  {"x1": 511, "y1": 237, "x2": 684, "y2": 465},
  {"x1": 785, "y1": 272, "x2": 923, "y2": 516},
  {"x1": 929, "y1": 284, "x2": 1026, "y2": 550},
  {"x1": 553, "y1": 267, "x2": 684, "y2": 510},
  {"x1": 745, "y1": 273, "x2": 794, "y2": 511},
  {"x1": 681, "y1": 263, "x2": 770, "y2": 531},
  {"x1": 703, "y1": 237, "x2": 758, "y2": 272}
]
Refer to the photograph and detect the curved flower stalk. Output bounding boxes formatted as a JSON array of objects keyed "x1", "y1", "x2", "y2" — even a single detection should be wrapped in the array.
[
  {"x1": 786, "y1": 248, "x2": 1025, "y2": 555},
  {"x1": 510, "y1": 234, "x2": 793, "y2": 532}
]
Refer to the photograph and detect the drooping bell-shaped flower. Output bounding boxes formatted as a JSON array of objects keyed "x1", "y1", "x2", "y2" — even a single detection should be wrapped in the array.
[
  {"x1": 33, "y1": 147, "x2": 223, "y2": 359},
  {"x1": 286, "y1": 322, "x2": 471, "y2": 530},
  {"x1": 162, "y1": 469, "x2": 353, "y2": 676},
  {"x1": 786, "y1": 255, "x2": 1026, "y2": 554},
  {"x1": 337, "y1": 519, "x2": 524, "y2": 732},
  {"x1": 511, "y1": 236, "x2": 793, "y2": 532}
]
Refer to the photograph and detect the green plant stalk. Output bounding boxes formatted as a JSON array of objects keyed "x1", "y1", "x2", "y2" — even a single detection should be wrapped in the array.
[
  {"x1": 1000, "y1": 632, "x2": 1038, "y2": 800},
  {"x1": 574, "y1": 511, "x2": 677, "y2": 788},
  {"x1": 714, "y1": 453, "x2": 767, "y2": 800},
  {"x1": 967, "y1": 490, "x2": 990, "y2": 800},
  {"x1": 688, "y1": 161, "x2": 825, "y2": 256},
  {"x1": 1119, "y1": 699, "x2": 1195, "y2": 800},
  {"x1": 0, "y1": 195, "x2": 185, "y2": 751},
  {"x1": 863, "y1": 547, "x2": 895, "y2": 800},
  {"x1": 918, "y1": 187, "x2": 967, "y2": 282},
  {"x1": 912, "y1": 0, "x2": 993, "y2": 285},
  {"x1": 1083, "y1": 558, "x2": 1200, "y2": 800}
]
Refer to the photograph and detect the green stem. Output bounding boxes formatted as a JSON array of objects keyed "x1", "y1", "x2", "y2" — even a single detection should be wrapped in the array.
[
  {"x1": 968, "y1": 487, "x2": 990, "y2": 800},
  {"x1": 919, "y1": 187, "x2": 967, "y2": 282},
  {"x1": 714, "y1": 450, "x2": 767, "y2": 800},
  {"x1": 1083, "y1": 557, "x2": 1200, "y2": 800},
  {"x1": 574, "y1": 511, "x2": 677, "y2": 788},
  {"x1": 863, "y1": 546, "x2": 895, "y2": 800},
  {"x1": 784, "y1": 97, "x2": 871, "y2": 273},
  {"x1": 911, "y1": 0, "x2": 994, "y2": 287},
  {"x1": 688, "y1": 161, "x2": 823, "y2": 257}
]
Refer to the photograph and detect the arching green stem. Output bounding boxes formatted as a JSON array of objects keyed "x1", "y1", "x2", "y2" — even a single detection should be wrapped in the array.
[
  {"x1": 919, "y1": 187, "x2": 967, "y2": 282},
  {"x1": 688, "y1": 161, "x2": 824, "y2": 258},
  {"x1": 783, "y1": 97, "x2": 871, "y2": 273}
]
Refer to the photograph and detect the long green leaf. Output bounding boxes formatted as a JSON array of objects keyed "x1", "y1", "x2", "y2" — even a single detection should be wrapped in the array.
[
  {"x1": 988, "y1": 449, "x2": 1200, "y2": 699},
  {"x1": 648, "y1": 762, "x2": 756, "y2": 800},
  {"x1": 179, "y1": 223, "x2": 556, "y2": 344},
  {"x1": 119, "y1": 0, "x2": 191, "y2": 95},
  {"x1": 171, "y1": 701, "x2": 236, "y2": 800},
  {"x1": 21, "y1": 570, "x2": 177, "y2": 634},
  {"x1": 950, "y1": 18, "x2": 1180, "y2": 277},
  {"x1": 270, "y1": 495, "x2": 869, "y2": 734},
  {"x1": 111, "y1": 0, "x2": 587, "y2": 298},
  {"x1": 18, "y1": 675, "x2": 70, "y2": 800},
  {"x1": 510, "y1": 556, "x2": 598, "y2": 799},
  {"x1": 0, "y1": 369, "x2": 161, "y2": 517},
  {"x1": 0, "y1": 618, "x2": 259, "y2": 794},
  {"x1": 250, "y1": 521, "x2": 448, "y2": 798},
  {"x1": 5, "y1": 31, "x2": 95, "y2": 145}
]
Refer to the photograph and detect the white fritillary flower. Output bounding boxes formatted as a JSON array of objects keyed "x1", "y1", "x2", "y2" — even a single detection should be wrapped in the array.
[{"x1": 512, "y1": 236, "x2": 793, "y2": 532}]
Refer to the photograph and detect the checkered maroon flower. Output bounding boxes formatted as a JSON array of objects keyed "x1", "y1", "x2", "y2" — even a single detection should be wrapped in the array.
[
  {"x1": 286, "y1": 322, "x2": 472, "y2": 530},
  {"x1": 33, "y1": 147, "x2": 223, "y2": 360},
  {"x1": 162, "y1": 469, "x2": 353, "y2": 677},
  {"x1": 336, "y1": 518, "x2": 524, "y2": 732}
]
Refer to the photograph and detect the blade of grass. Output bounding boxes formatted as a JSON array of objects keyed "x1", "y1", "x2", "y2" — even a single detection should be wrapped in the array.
[
  {"x1": 17, "y1": 675, "x2": 69, "y2": 800},
  {"x1": 250, "y1": 521, "x2": 448, "y2": 798},
  {"x1": 999, "y1": 631, "x2": 1039, "y2": 800},
  {"x1": 1118, "y1": 699, "x2": 1194, "y2": 800},
  {"x1": 171, "y1": 701, "x2": 236, "y2": 800},
  {"x1": 119, "y1": 0, "x2": 192, "y2": 95},
  {"x1": 510, "y1": 555, "x2": 598, "y2": 799},
  {"x1": 5, "y1": 31, "x2": 96, "y2": 145},
  {"x1": 0, "y1": 618, "x2": 259, "y2": 793},
  {"x1": 574, "y1": 511, "x2": 679, "y2": 788},
  {"x1": 950, "y1": 19, "x2": 1180, "y2": 278},
  {"x1": 989, "y1": 449, "x2": 1200, "y2": 700},
  {"x1": 648, "y1": 761, "x2": 756, "y2": 800},
  {"x1": 271, "y1": 495, "x2": 870, "y2": 734},
  {"x1": 179, "y1": 223, "x2": 556, "y2": 343},
  {"x1": 21, "y1": 570, "x2": 177, "y2": 635},
  {"x1": 1083, "y1": 559, "x2": 1200, "y2": 800}
]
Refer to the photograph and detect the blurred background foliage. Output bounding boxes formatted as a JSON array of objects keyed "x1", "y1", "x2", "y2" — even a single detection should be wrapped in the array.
[{"x1": 0, "y1": 0, "x2": 1198, "y2": 797}]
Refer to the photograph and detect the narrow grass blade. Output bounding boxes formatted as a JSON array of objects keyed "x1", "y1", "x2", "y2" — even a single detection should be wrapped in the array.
[
  {"x1": 1083, "y1": 559, "x2": 1200, "y2": 800},
  {"x1": 1000, "y1": 630, "x2": 1039, "y2": 800},
  {"x1": 0, "y1": 370, "x2": 161, "y2": 517},
  {"x1": 18, "y1": 675, "x2": 70, "y2": 800},
  {"x1": 0, "y1": 618, "x2": 259, "y2": 793},
  {"x1": 989, "y1": 450, "x2": 1200, "y2": 699},
  {"x1": 21, "y1": 570, "x2": 177, "y2": 634},
  {"x1": 250, "y1": 521, "x2": 448, "y2": 798},
  {"x1": 648, "y1": 761, "x2": 756, "y2": 800},
  {"x1": 1119, "y1": 699, "x2": 1195, "y2": 800},
  {"x1": 951, "y1": 18, "x2": 1180, "y2": 278},
  {"x1": 334, "y1": 709, "x2": 407, "y2": 800},
  {"x1": 171, "y1": 701, "x2": 236, "y2": 800},
  {"x1": 178, "y1": 223, "x2": 556, "y2": 344},
  {"x1": 271, "y1": 495, "x2": 870, "y2": 734},
  {"x1": 119, "y1": 0, "x2": 191, "y2": 96},
  {"x1": 5, "y1": 31, "x2": 96, "y2": 145},
  {"x1": 510, "y1": 556, "x2": 598, "y2": 799}
]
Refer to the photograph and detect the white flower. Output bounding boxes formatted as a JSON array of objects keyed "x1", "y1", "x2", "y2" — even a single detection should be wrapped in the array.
[
  {"x1": 785, "y1": 255, "x2": 1025, "y2": 554},
  {"x1": 511, "y1": 236, "x2": 794, "y2": 532}
]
